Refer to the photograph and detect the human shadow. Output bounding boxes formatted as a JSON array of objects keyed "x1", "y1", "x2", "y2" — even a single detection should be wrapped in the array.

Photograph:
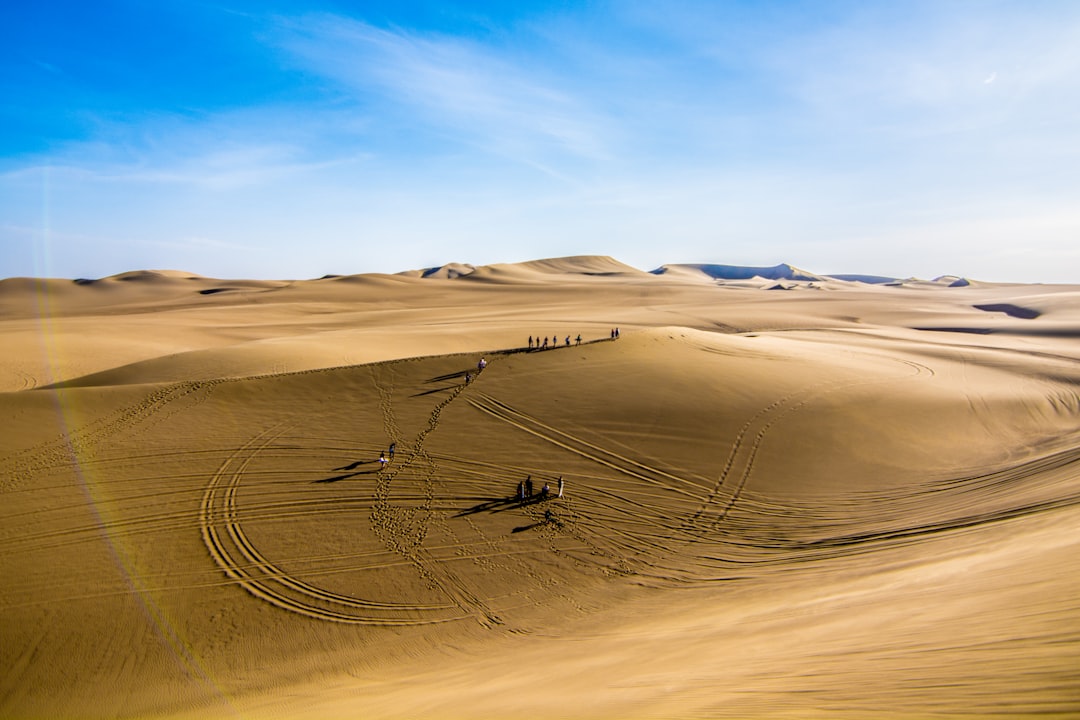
[
  {"x1": 426, "y1": 370, "x2": 472, "y2": 383},
  {"x1": 413, "y1": 369, "x2": 473, "y2": 397},
  {"x1": 411, "y1": 385, "x2": 460, "y2": 398},
  {"x1": 454, "y1": 496, "x2": 521, "y2": 517},
  {"x1": 456, "y1": 493, "x2": 552, "y2": 517},
  {"x1": 315, "y1": 459, "x2": 383, "y2": 484},
  {"x1": 512, "y1": 511, "x2": 561, "y2": 533},
  {"x1": 333, "y1": 459, "x2": 370, "y2": 472}
]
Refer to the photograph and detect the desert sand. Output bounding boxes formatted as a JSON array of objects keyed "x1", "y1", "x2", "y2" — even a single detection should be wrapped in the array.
[{"x1": 2, "y1": 255, "x2": 1079, "y2": 719}]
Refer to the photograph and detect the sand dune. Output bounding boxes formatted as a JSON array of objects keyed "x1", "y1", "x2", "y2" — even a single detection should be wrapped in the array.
[{"x1": 2, "y1": 257, "x2": 1079, "y2": 718}]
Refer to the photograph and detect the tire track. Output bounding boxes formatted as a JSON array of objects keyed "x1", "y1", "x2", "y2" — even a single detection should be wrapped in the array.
[
  {"x1": 467, "y1": 392, "x2": 703, "y2": 501},
  {"x1": 688, "y1": 353, "x2": 935, "y2": 536},
  {"x1": 200, "y1": 425, "x2": 465, "y2": 626},
  {"x1": 465, "y1": 392, "x2": 715, "y2": 572},
  {"x1": 1, "y1": 380, "x2": 219, "y2": 493}
]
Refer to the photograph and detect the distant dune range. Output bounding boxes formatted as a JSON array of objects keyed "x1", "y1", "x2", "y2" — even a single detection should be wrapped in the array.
[{"x1": 1, "y1": 256, "x2": 1078, "y2": 719}]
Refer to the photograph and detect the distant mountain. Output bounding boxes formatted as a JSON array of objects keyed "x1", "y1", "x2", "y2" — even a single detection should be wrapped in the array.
[
  {"x1": 402, "y1": 255, "x2": 645, "y2": 280},
  {"x1": 828, "y1": 273, "x2": 901, "y2": 284},
  {"x1": 651, "y1": 263, "x2": 829, "y2": 282}
]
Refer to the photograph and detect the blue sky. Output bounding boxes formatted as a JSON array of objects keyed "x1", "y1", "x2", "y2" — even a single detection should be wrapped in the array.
[{"x1": 2, "y1": 1, "x2": 1078, "y2": 281}]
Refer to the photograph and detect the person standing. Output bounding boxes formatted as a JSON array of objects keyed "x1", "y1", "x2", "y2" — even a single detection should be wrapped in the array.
[
  {"x1": 558, "y1": 476, "x2": 564, "y2": 498},
  {"x1": 528, "y1": 335, "x2": 534, "y2": 349},
  {"x1": 378, "y1": 452, "x2": 388, "y2": 470},
  {"x1": 525, "y1": 475, "x2": 533, "y2": 498},
  {"x1": 388, "y1": 442, "x2": 396, "y2": 460},
  {"x1": 575, "y1": 334, "x2": 581, "y2": 346}
]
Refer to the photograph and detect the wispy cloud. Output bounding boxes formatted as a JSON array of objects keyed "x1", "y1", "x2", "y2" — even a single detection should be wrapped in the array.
[
  {"x1": 2, "y1": 105, "x2": 372, "y2": 190},
  {"x1": 272, "y1": 14, "x2": 614, "y2": 172}
]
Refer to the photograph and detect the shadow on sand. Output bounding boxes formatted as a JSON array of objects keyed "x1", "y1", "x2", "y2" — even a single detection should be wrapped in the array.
[
  {"x1": 314, "y1": 459, "x2": 382, "y2": 484},
  {"x1": 456, "y1": 493, "x2": 555, "y2": 518}
]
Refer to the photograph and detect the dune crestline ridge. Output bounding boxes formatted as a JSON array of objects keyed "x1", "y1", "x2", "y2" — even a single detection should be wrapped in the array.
[{"x1": 2, "y1": 255, "x2": 1079, "y2": 719}]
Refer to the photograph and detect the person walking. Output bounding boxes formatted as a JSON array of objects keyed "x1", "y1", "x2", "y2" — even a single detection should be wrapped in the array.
[
  {"x1": 575, "y1": 334, "x2": 581, "y2": 346},
  {"x1": 388, "y1": 442, "x2": 396, "y2": 461},
  {"x1": 565, "y1": 336, "x2": 570, "y2": 347},
  {"x1": 378, "y1": 451, "x2": 388, "y2": 470}
]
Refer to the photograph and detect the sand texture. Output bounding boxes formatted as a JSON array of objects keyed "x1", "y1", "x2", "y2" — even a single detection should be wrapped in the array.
[{"x1": 2, "y1": 256, "x2": 1079, "y2": 718}]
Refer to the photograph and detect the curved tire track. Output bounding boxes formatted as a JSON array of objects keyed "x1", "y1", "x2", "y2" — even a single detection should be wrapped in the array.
[{"x1": 200, "y1": 425, "x2": 465, "y2": 626}]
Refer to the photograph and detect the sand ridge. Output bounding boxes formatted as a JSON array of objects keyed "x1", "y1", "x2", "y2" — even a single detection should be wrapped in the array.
[{"x1": 2, "y1": 257, "x2": 1079, "y2": 718}]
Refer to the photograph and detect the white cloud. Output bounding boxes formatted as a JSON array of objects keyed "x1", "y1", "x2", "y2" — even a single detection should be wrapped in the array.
[{"x1": 272, "y1": 15, "x2": 614, "y2": 172}]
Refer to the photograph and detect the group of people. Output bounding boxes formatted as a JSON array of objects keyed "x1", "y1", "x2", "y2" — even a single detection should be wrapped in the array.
[
  {"x1": 517, "y1": 475, "x2": 564, "y2": 503},
  {"x1": 526, "y1": 330, "x2": 620, "y2": 349},
  {"x1": 528, "y1": 334, "x2": 582, "y2": 350}
]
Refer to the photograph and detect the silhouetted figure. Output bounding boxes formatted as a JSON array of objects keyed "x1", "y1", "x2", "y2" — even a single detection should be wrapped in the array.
[
  {"x1": 528, "y1": 335, "x2": 534, "y2": 349},
  {"x1": 558, "y1": 476, "x2": 564, "y2": 498},
  {"x1": 388, "y1": 442, "x2": 396, "y2": 460},
  {"x1": 525, "y1": 476, "x2": 533, "y2": 498},
  {"x1": 610, "y1": 328, "x2": 615, "y2": 339},
  {"x1": 565, "y1": 336, "x2": 570, "y2": 346},
  {"x1": 615, "y1": 328, "x2": 620, "y2": 339},
  {"x1": 542, "y1": 337, "x2": 549, "y2": 349},
  {"x1": 575, "y1": 335, "x2": 581, "y2": 345}
]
